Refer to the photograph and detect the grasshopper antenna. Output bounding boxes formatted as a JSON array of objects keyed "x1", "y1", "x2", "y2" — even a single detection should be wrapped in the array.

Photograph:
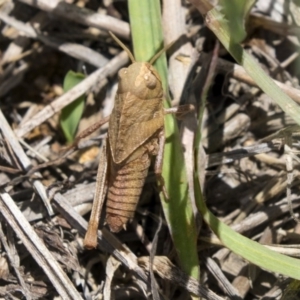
[
  {"x1": 149, "y1": 40, "x2": 175, "y2": 65},
  {"x1": 109, "y1": 31, "x2": 135, "y2": 63}
]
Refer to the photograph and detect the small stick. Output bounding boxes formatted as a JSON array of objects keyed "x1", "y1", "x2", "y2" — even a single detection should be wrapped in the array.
[
  {"x1": 18, "y1": 0, "x2": 130, "y2": 39},
  {"x1": 14, "y1": 52, "x2": 128, "y2": 138},
  {"x1": 0, "y1": 110, "x2": 53, "y2": 215}
]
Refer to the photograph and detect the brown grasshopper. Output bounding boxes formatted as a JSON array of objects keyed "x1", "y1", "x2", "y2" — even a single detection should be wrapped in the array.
[{"x1": 84, "y1": 32, "x2": 191, "y2": 249}]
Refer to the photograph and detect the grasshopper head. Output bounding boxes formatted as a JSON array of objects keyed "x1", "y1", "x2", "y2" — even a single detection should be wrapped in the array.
[
  {"x1": 109, "y1": 31, "x2": 167, "y2": 100},
  {"x1": 117, "y1": 62, "x2": 163, "y2": 99}
]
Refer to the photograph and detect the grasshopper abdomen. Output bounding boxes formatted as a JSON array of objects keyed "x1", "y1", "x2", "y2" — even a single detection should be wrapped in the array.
[{"x1": 106, "y1": 144, "x2": 152, "y2": 232}]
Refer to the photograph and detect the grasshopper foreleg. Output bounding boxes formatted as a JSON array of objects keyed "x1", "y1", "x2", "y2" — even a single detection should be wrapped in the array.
[
  {"x1": 154, "y1": 131, "x2": 169, "y2": 200},
  {"x1": 164, "y1": 104, "x2": 195, "y2": 119}
]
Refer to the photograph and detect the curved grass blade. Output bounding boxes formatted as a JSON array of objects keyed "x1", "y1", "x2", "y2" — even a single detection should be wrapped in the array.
[
  {"x1": 218, "y1": 0, "x2": 256, "y2": 43},
  {"x1": 190, "y1": 1, "x2": 300, "y2": 279},
  {"x1": 195, "y1": 179, "x2": 300, "y2": 279},
  {"x1": 205, "y1": 6, "x2": 300, "y2": 126}
]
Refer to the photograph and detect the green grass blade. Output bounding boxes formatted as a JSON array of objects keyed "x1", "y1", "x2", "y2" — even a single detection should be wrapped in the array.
[
  {"x1": 60, "y1": 71, "x2": 85, "y2": 143},
  {"x1": 282, "y1": 280, "x2": 300, "y2": 299},
  {"x1": 194, "y1": 179, "x2": 300, "y2": 279},
  {"x1": 128, "y1": 0, "x2": 168, "y2": 91},
  {"x1": 218, "y1": 0, "x2": 256, "y2": 43},
  {"x1": 128, "y1": 0, "x2": 200, "y2": 279},
  {"x1": 191, "y1": 2, "x2": 300, "y2": 280},
  {"x1": 206, "y1": 7, "x2": 300, "y2": 126}
]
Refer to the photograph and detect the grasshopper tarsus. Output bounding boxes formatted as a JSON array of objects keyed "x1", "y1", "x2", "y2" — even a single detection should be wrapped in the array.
[{"x1": 164, "y1": 104, "x2": 195, "y2": 119}]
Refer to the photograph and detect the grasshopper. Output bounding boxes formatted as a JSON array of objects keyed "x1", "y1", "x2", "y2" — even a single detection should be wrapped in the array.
[{"x1": 84, "y1": 32, "x2": 191, "y2": 249}]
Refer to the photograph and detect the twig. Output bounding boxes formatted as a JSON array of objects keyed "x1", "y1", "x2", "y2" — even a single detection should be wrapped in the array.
[
  {"x1": 138, "y1": 256, "x2": 223, "y2": 300},
  {"x1": 179, "y1": 49, "x2": 201, "y2": 230},
  {"x1": 149, "y1": 215, "x2": 163, "y2": 300},
  {"x1": 14, "y1": 51, "x2": 128, "y2": 138},
  {"x1": 231, "y1": 197, "x2": 300, "y2": 234},
  {"x1": 162, "y1": 0, "x2": 193, "y2": 104},
  {"x1": 0, "y1": 11, "x2": 109, "y2": 68},
  {"x1": 206, "y1": 142, "x2": 281, "y2": 168},
  {"x1": 203, "y1": 256, "x2": 242, "y2": 299},
  {"x1": 0, "y1": 223, "x2": 32, "y2": 299},
  {"x1": 52, "y1": 192, "x2": 150, "y2": 288},
  {"x1": 103, "y1": 256, "x2": 121, "y2": 300},
  {"x1": 1, "y1": 11, "x2": 49, "y2": 65},
  {"x1": 0, "y1": 110, "x2": 53, "y2": 215},
  {"x1": 200, "y1": 52, "x2": 300, "y2": 105},
  {"x1": 285, "y1": 144, "x2": 300, "y2": 223},
  {"x1": 0, "y1": 63, "x2": 28, "y2": 98},
  {"x1": 18, "y1": 0, "x2": 130, "y2": 39},
  {"x1": 19, "y1": 139, "x2": 68, "y2": 181},
  {"x1": 0, "y1": 191, "x2": 83, "y2": 300}
]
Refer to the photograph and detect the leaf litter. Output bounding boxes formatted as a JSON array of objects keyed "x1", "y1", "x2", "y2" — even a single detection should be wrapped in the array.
[{"x1": 0, "y1": 0, "x2": 300, "y2": 299}]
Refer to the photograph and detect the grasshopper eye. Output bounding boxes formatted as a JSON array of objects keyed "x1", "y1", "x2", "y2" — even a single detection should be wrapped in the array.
[
  {"x1": 118, "y1": 68, "x2": 127, "y2": 78},
  {"x1": 144, "y1": 72, "x2": 157, "y2": 89}
]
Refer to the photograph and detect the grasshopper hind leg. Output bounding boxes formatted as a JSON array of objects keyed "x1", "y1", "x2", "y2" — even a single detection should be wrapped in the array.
[{"x1": 84, "y1": 140, "x2": 108, "y2": 249}]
